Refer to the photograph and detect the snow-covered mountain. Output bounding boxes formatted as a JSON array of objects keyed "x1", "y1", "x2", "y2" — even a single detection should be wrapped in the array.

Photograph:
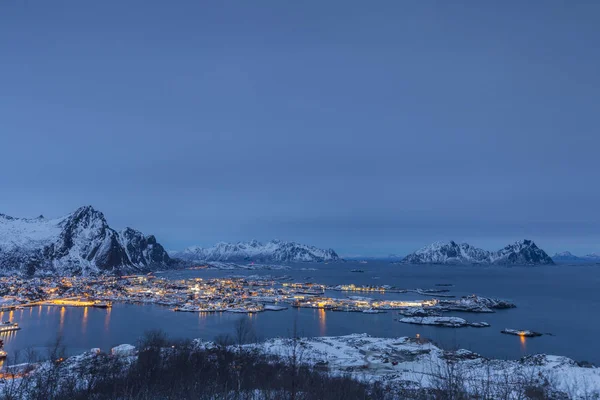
[
  {"x1": 492, "y1": 240, "x2": 554, "y2": 265},
  {"x1": 172, "y1": 240, "x2": 340, "y2": 263},
  {"x1": 551, "y1": 251, "x2": 600, "y2": 263},
  {"x1": 0, "y1": 206, "x2": 172, "y2": 276},
  {"x1": 552, "y1": 251, "x2": 582, "y2": 262},
  {"x1": 400, "y1": 241, "x2": 491, "y2": 264},
  {"x1": 401, "y1": 239, "x2": 554, "y2": 265}
]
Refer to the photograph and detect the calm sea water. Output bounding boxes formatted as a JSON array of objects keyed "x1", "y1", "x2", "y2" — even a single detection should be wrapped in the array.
[{"x1": 2, "y1": 262, "x2": 599, "y2": 366}]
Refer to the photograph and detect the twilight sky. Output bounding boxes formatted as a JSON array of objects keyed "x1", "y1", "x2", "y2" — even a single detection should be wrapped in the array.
[{"x1": 1, "y1": 1, "x2": 599, "y2": 256}]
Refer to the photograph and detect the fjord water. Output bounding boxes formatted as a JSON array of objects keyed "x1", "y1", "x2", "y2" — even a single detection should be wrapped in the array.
[{"x1": 2, "y1": 262, "x2": 599, "y2": 366}]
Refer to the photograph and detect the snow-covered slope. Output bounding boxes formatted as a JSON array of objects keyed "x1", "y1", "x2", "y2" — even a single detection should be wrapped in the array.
[
  {"x1": 172, "y1": 239, "x2": 340, "y2": 263},
  {"x1": 6, "y1": 334, "x2": 600, "y2": 399},
  {"x1": 401, "y1": 239, "x2": 554, "y2": 265},
  {"x1": 247, "y1": 334, "x2": 600, "y2": 399},
  {"x1": 400, "y1": 241, "x2": 491, "y2": 264},
  {"x1": 490, "y1": 239, "x2": 554, "y2": 264},
  {"x1": 0, "y1": 206, "x2": 172, "y2": 276}
]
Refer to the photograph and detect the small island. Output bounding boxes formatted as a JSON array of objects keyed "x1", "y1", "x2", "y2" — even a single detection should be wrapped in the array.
[
  {"x1": 399, "y1": 316, "x2": 490, "y2": 328},
  {"x1": 501, "y1": 329, "x2": 543, "y2": 337}
]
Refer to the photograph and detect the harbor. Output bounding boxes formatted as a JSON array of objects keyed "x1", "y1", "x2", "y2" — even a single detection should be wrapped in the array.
[
  {"x1": 1, "y1": 263, "x2": 599, "y2": 366},
  {"x1": 0, "y1": 275, "x2": 450, "y2": 316}
]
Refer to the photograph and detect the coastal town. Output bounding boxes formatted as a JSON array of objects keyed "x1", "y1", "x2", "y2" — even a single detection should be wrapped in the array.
[{"x1": 0, "y1": 274, "x2": 514, "y2": 317}]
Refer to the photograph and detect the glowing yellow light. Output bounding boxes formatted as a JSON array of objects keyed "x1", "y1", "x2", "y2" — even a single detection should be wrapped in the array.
[
  {"x1": 318, "y1": 308, "x2": 326, "y2": 336},
  {"x1": 59, "y1": 306, "x2": 65, "y2": 331}
]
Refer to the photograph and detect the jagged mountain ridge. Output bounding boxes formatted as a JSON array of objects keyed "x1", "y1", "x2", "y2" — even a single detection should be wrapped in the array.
[
  {"x1": 401, "y1": 239, "x2": 554, "y2": 265},
  {"x1": 0, "y1": 206, "x2": 172, "y2": 275},
  {"x1": 172, "y1": 239, "x2": 340, "y2": 263}
]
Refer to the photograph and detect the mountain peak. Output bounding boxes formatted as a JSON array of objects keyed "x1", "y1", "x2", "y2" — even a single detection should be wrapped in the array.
[
  {"x1": 65, "y1": 205, "x2": 107, "y2": 227},
  {"x1": 0, "y1": 206, "x2": 172, "y2": 276},
  {"x1": 172, "y1": 239, "x2": 340, "y2": 263},
  {"x1": 514, "y1": 239, "x2": 535, "y2": 247},
  {"x1": 553, "y1": 251, "x2": 574, "y2": 257},
  {"x1": 402, "y1": 239, "x2": 553, "y2": 265},
  {"x1": 72, "y1": 205, "x2": 103, "y2": 217},
  {"x1": 551, "y1": 251, "x2": 585, "y2": 262}
]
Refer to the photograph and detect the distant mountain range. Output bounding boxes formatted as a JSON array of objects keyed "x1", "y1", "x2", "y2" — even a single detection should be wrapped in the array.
[
  {"x1": 171, "y1": 240, "x2": 340, "y2": 263},
  {"x1": 552, "y1": 251, "x2": 600, "y2": 263},
  {"x1": 0, "y1": 206, "x2": 173, "y2": 276},
  {"x1": 4, "y1": 205, "x2": 595, "y2": 275},
  {"x1": 401, "y1": 240, "x2": 554, "y2": 265}
]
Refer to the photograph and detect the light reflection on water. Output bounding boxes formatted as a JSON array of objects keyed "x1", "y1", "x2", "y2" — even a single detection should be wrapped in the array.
[
  {"x1": 0, "y1": 330, "x2": 18, "y2": 345},
  {"x1": 318, "y1": 308, "x2": 326, "y2": 336},
  {"x1": 59, "y1": 307, "x2": 66, "y2": 332},
  {"x1": 82, "y1": 307, "x2": 88, "y2": 334},
  {"x1": 0, "y1": 262, "x2": 599, "y2": 366},
  {"x1": 104, "y1": 306, "x2": 111, "y2": 332}
]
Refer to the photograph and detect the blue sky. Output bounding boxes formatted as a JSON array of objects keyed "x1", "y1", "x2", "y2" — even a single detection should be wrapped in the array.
[{"x1": 1, "y1": 1, "x2": 599, "y2": 256}]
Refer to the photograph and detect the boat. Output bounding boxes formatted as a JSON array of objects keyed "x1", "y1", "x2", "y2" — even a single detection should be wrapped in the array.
[
  {"x1": 92, "y1": 301, "x2": 112, "y2": 309},
  {"x1": 0, "y1": 322, "x2": 21, "y2": 333},
  {"x1": 173, "y1": 304, "x2": 200, "y2": 312},
  {"x1": 263, "y1": 305, "x2": 287, "y2": 311},
  {"x1": 350, "y1": 269, "x2": 364, "y2": 273}
]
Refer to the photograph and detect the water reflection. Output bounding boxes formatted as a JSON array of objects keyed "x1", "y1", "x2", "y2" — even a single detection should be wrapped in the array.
[
  {"x1": 59, "y1": 307, "x2": 65, "y2": 332},
  {"x1": 0, "y1": 262, "x2": 598, "y2": 366},
  {"x1": 198, "y1": 311, "x2": 209, "y2": 330},
  {"x1": 82, "y1": 307, "x2": 88, "y2": 334},
  {"x1": 318, "y1": 308, "x2": 326, "y2": 336},
  {"x1": 0, "y1": 330, "x2": 18, "y2": 345},
  {"x1": 104, "y1": 307, "x2": 111, "y2": 332}
]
